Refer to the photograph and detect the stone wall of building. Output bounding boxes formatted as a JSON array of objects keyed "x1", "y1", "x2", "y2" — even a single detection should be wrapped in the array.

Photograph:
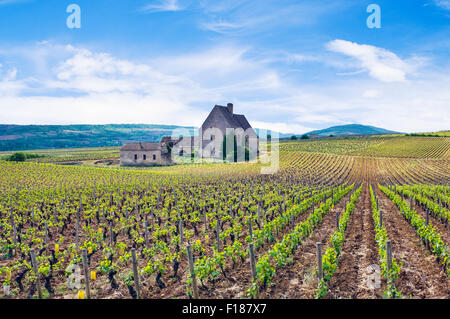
[
  {"x1": 120, "y1": 150, "x2": 170, "y2": 166},
  {"x1": 200, "y1": 109, "x2": 230, "y2": 160},
  {"x1": 199, "y1": 106, "x2": 259, "y2": 160}
]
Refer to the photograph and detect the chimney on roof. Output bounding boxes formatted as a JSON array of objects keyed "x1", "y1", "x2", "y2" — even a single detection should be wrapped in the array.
[{"x1": 227, "y1": 103, "x2": 233, "y2": 114}]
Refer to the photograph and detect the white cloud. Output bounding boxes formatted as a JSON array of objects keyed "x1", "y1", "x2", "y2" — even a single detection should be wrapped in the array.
[
  {"x1": 0, "y1": 94, "x2": 204, "y2": 126},
  {"x1": 200, "y1": 20, "x2": 249, "y2": 34},
  {"x1": 336, "y1": 69, "x2": 366, "y2": 76},
  {"x1": 198, "y1": 0, "x2": 343, "y2": 35},
  {"x1": 48, "y1": 47, "x2": 188, "y2": 95},
  {"x1": 0, "y1": 41, "x2": 449, "y2": 134},
  {"x1": 362, "y1": 89, "x2": 380, "y2": 98},
  {"x1": 0, "y1": 0, "x2": 31, "y2": 5},
  {"x1": 434, "y1": 0, "x2": 450, "y2": 10},
  {"x1": 251, "y1": 121, "x2": 315, "y2": 135},
  {"x1": 326, "y1": 39, "x2": 412, "y2": 82},
  {"x1": 140, "y1": 0, "x2": 183, "y2": 13},
  {"x1": 0, "y1": 43, "x2": 284, "y2": 128}
]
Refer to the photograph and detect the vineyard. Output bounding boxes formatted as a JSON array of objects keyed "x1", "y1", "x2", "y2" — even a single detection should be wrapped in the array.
[
  {"x1": 282, "y1": 136, "x2": 450, "y2": 159},
  {"x1": 0, "y1": 136, "x2": 449, "y2": 299}
]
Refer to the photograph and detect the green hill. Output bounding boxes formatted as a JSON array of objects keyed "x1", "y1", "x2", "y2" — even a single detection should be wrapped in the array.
[
  {"x1": 304, "y1": 124, "x2": 400, "y2": 137},
  {"x1": 0, "y1": 124, "x2": 196, "y2": 151},
  {"x1": 0, "y1": 123, "x2": 402, "y2": 152}
]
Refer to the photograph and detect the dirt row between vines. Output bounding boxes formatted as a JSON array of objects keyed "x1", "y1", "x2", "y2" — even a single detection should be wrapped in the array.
[
  {"x1": 375, "y1": 187, "x2": 450, "y2": 298},
  {"x1": 192, "y1": 189, "x2": 356, "y2": 299},
  {"x1": 324, "y1": 184, "x2": 384, "y2": 298},
  {"x1": 255, "y1": 189, "x2": 356, "y2": 298}
]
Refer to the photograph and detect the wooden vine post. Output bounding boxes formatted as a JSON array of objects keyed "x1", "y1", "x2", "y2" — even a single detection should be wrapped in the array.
[
  {"x1": 10, "y1": 209, "x2": 17, "y2": 257},
  {"x1": 316, "y1": 242, "x2": 323, "y2": 281},
  {"x1": 30, "y1": 208, "x2": 35, "y2": 229},
  {"x1": 335, "y1": 210, "x2": 340, "y2": 229},
  {"x1": 143, "y1": 222, "x2": 149, "y2": 248},
  {"x1": 30, "y1": 250, "x2": 42, "y2": 299},
  {"x1": 439, "y1": 201, "x2": 444, "y2": 227},
  {"x1": 109, "y1": 221, "x2": 114, "y2": 247},
  {"x1": 425, "y1": 209, "x2": 430, "y2": 249},
  {"x1": 44, "y1": 220, "x2": 48, "y2": 248},
  {"x1": 75, "y1": 209, "x2": 80, "y2": 250},
  {"x1": 131, "y1": 248, "x2": 141, "y2": 299},
  {"x1": 203, "y1": 209, "x2": 208, "y2": 233},
  {"x1": 386, "y1": 241, "x2": 392, "y2": 284},
  {"x1": 151, "y1": 207, "x2": 155, "y2": 229},
  {"x1": 179, "y1": 219, "x2": 184, "y2": 247},
  {"x1": 186, "y1": 245, "x2": 199, "y2": 299},
  {"x1": 257, "y1": 202, "x2": 263, "y2": 227},
  {"x1": 249, "y1": 243, "x2": 257, "y2": 280},
  {"x1": 379, "y1": 210, "x2": 383, "y2": 228},
  {"x1": 176, "y1": 201, "x2": 184, "y2": 246},
  {"x1": 216, "y1": 218, "x2": 220, "y2": 251},
  {"x1": 82, "y1": 249, "x2": 91, "y2": 299},
  {"x1": 248, "y1": 219, "x2": 253, "y2": 240}
]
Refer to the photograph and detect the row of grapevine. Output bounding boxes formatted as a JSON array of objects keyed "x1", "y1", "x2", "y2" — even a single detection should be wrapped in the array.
[
  {"x1": 369, "y1": 185, "x2": 401, "y2": 298},
  {"x1": 379, "y1": 185, "x2": 450, "y2": 276},
  {"x1": 315, "y1": 183, "x2": 363, "y2": 298},
  {"x1": 246, "y1": 183, "x2": 355, "y2": 298}
]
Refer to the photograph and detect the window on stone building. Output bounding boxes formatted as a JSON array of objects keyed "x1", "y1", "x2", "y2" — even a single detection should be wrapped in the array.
[
  {"x1": 134, "y1": 154, "x2": 137, "y2": 161},
  {"x1": 143, "y1": 154, "x2": 146, "y2": 160},
  {"x1": 153, "y1": 154, "x2": 156, "y2": 160}
]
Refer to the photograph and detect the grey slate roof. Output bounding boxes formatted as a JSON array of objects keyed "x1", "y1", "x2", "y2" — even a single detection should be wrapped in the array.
[
  {"x1": 204, "y1": 105, "x2": 253, "y2": 131},
  {"x1": 232, "y1": 114, "x2": 252, "y2": 131},
  {"x1": 120, "y1": 142, "x2": 161, "y2": 151}
]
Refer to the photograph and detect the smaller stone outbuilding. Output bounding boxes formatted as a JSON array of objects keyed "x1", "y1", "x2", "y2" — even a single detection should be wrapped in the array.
[{"x1": 120, "y1": 142, "x2": 171, "y2": 166}]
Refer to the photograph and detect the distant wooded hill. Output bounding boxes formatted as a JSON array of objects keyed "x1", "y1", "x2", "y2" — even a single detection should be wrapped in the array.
[
  {"x1": 0, "y1": 123, "x2": 405, "y2": 151},
  {"x1": 303, "y1": 124, "x2": 400, "y2": 137},
  {"x1": 0, "y1": 124, "x2": 196, "y2": 151}
]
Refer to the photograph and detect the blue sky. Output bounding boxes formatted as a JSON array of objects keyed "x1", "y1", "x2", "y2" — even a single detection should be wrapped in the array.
[{"x1": 0, "y1": 0, "x2": 449, "y2": 133}]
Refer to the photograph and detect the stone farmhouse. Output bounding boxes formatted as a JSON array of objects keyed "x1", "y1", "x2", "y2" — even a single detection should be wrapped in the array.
[
  {"x1": 120, "y1": 103, "x2": 259, "y2": 166},
  {"x1": 119, "y1": 142, "x2": 171, "y2": 166}
]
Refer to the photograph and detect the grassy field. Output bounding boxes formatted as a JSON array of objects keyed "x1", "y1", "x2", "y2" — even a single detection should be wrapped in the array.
[{"x1": 0, "y1": 147, "x2": 120, "y2": 163}]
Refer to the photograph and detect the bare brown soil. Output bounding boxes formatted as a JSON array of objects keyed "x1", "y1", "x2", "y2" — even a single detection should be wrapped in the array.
[
  {"x1": 256, "y1": 191, "x2": 354, "y2": 298},
  {"x1": 325, "y1": 184, "x2": 384, "y2": 299},
  {"x1": 189, "y1": 192, "x2": 354, "y2": 299},
  {"x1": 375, "y1": 187, "x2": 450, "y2": 298}
]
